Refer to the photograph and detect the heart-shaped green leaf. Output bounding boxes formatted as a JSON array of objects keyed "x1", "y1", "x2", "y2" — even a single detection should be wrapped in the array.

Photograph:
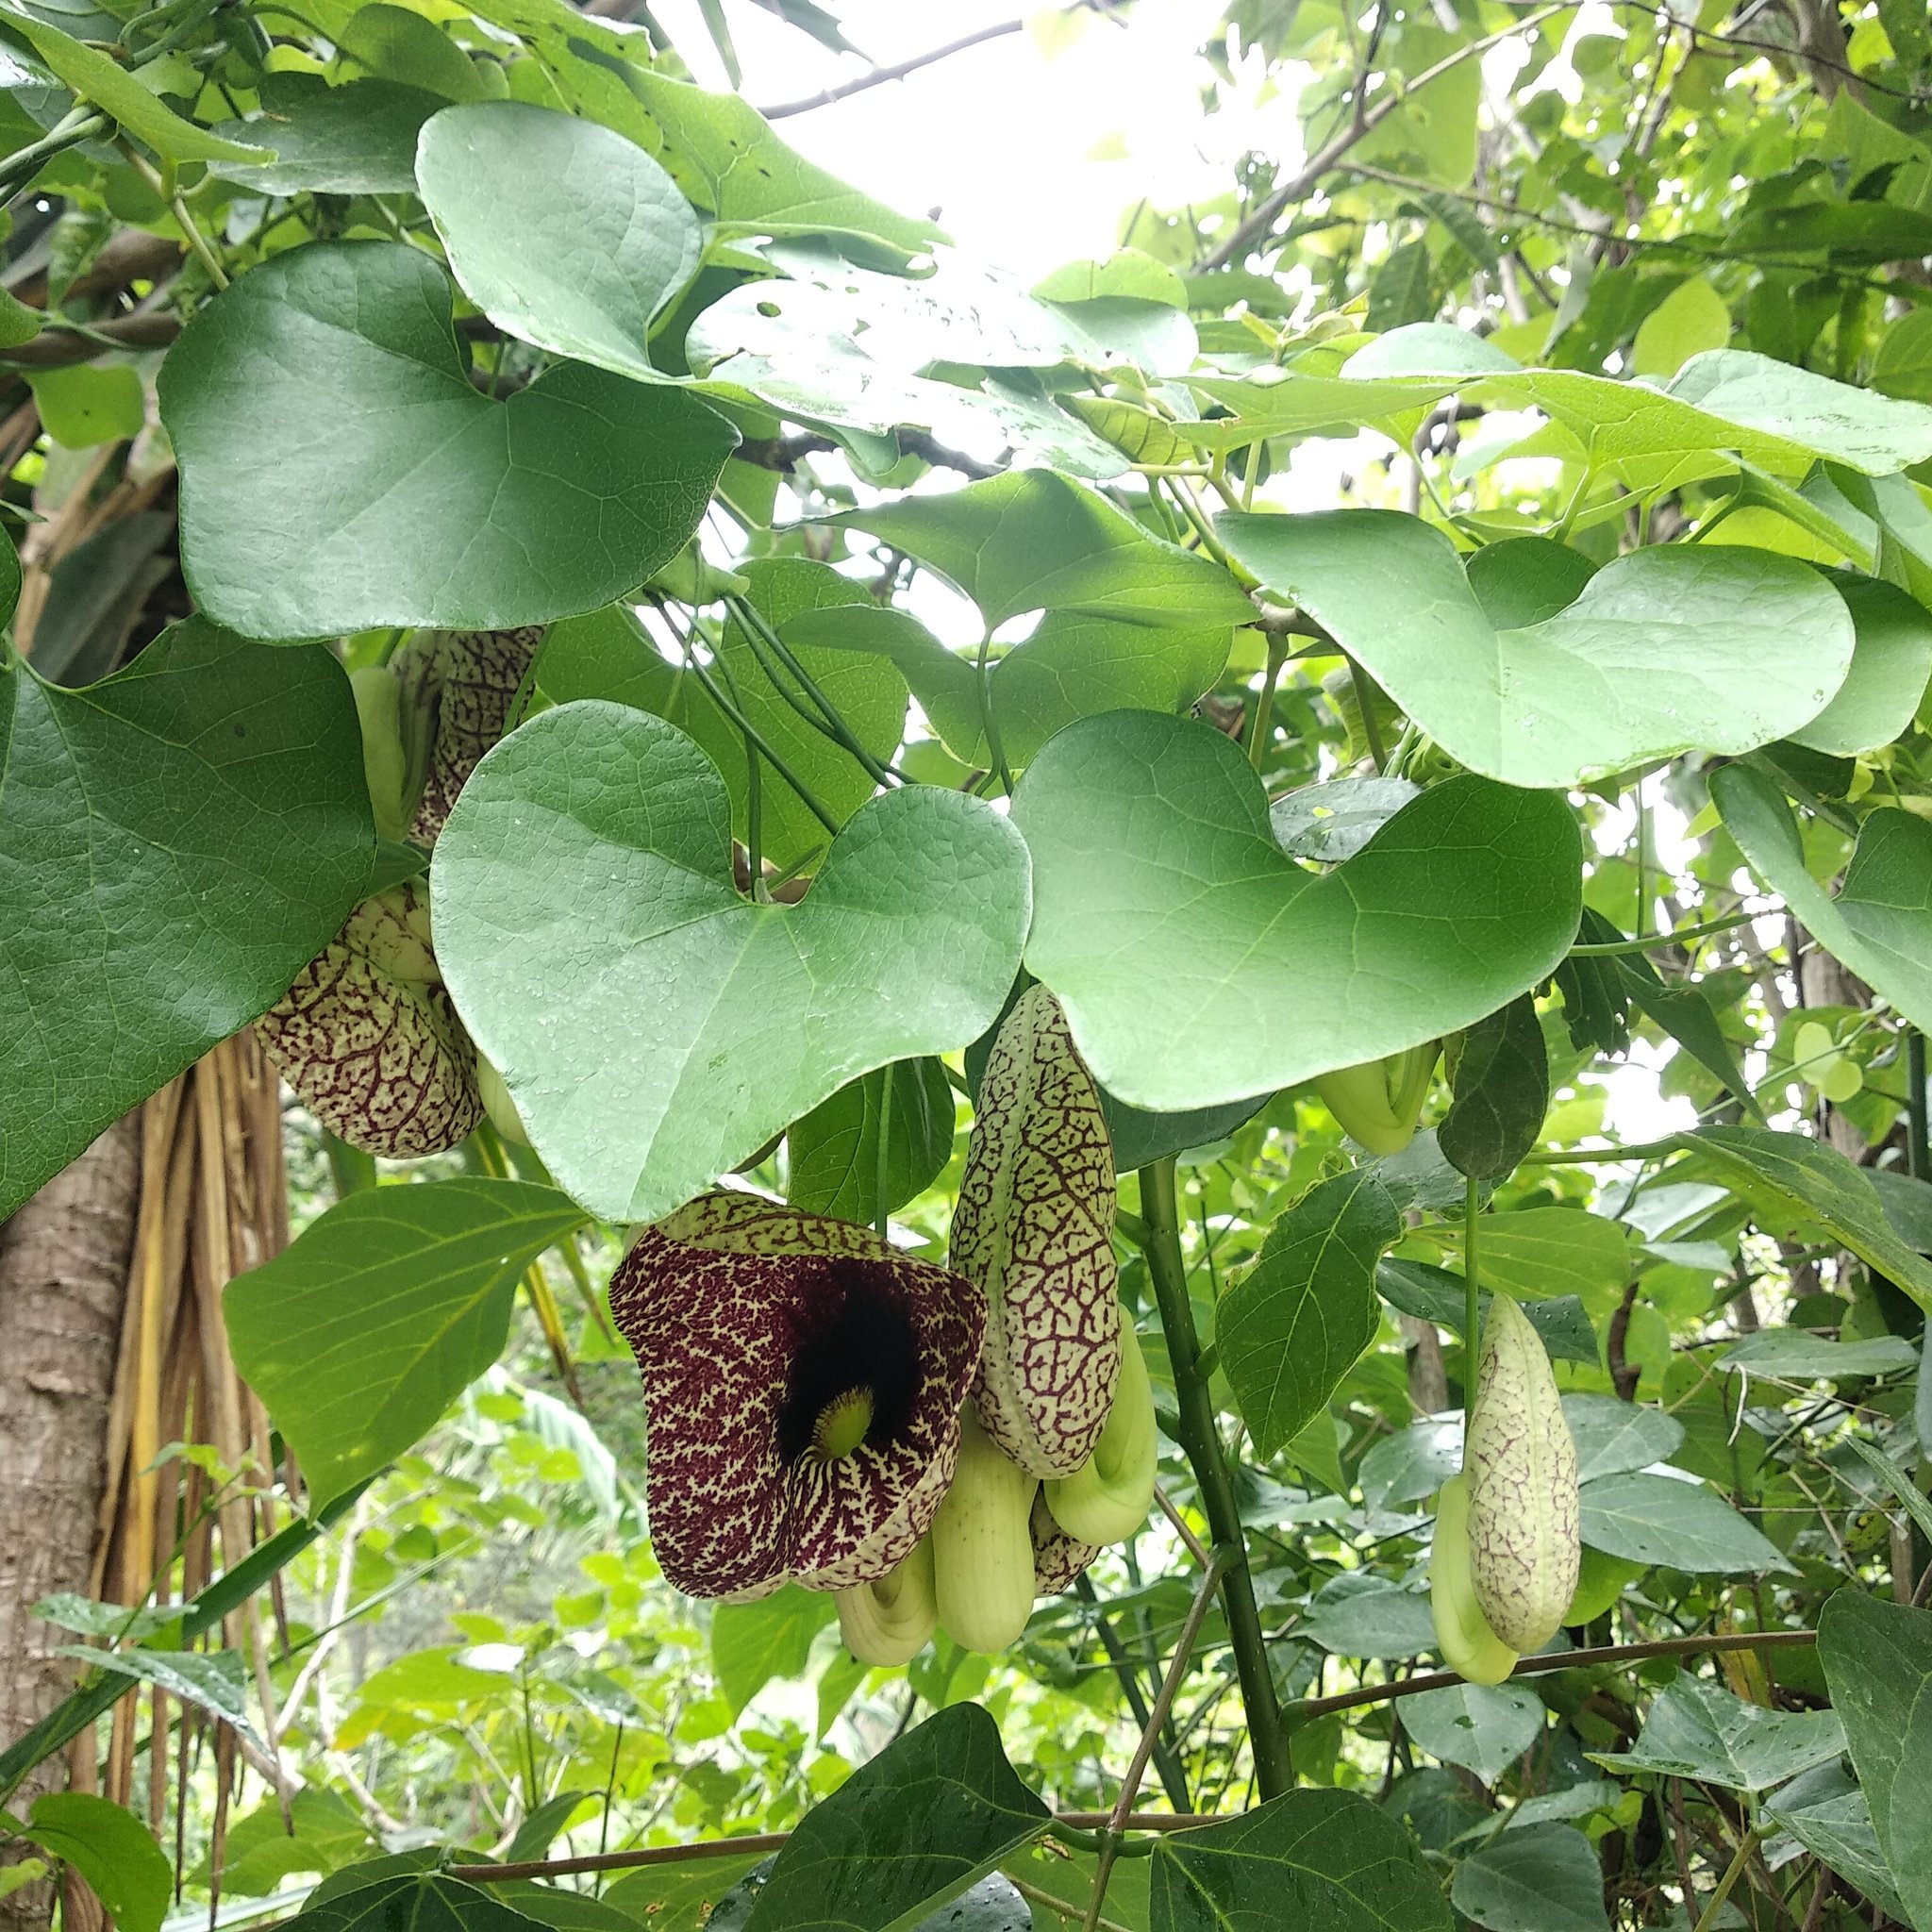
[
  {"x1": 210, "y1": 75, "x2": 442, "y2": 195},
  {"x1": 829, "y1": 469, "x2": 1256, "y2": 631},
  {"x1": 416, "y1": 101, "x2": 700, "y2": 385},
  {"x1": 1711, "y1": 767, "x2": 1932, "y2": 1035},
  {"x1": 1, "y1": 622, "x2": 372, "y2": 1220},
  {"x1": 432, "y1": 701, "x2": 1031, "y2": 1222},
  {"x1": 1786, "y1": 572, "x2": 1932, "y2": 756},
  {"x1": 159, "y1": 241, "x2": 738, "y2": 639},
  {"x1": 1009, "y1": 710, "x2": 1581, "y2": 1111},
  {"x1": 1218, "y1": 509, "x2": 1855, "y2": 789}
]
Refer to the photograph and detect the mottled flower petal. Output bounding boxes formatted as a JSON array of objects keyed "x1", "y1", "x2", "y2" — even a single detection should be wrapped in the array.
[
  {"x1": 1030, "y1": 1490, "x2": 1097, "y2": 1596},
  {"x1": 952, "y1": 986, "x2": 1121, "y2": 1477},
  {"x1": 394, "y1": 625, "x2": 545, "y2": 846},
  {"x1": 256, "y1": 883, "x2": 480, "y2": 1158},
  {"x1": 610, "y1": 1196, "x2": 985, "y2": 1599}
]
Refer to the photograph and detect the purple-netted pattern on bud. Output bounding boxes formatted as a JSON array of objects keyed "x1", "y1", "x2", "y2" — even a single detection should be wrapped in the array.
[
  {"x1": 1030, "y1": 1489, "x2": 1096, "y2": 1595},
  {"x1": 395, "y1": 626, "x2": 544, "y2": 846},
  {"x1": 610, "y1": 1200, "x2": 986, "y2": 1599},
  {"x1": 256, "y1": 883, "x2": 480, "y2": 1158},
  {"x1": 1465, "y1": 1291, "x2": 1581, "y2": 1654},
  {"x1": 952, "y1": 986, "x2": 1122, "y2": 1478}
]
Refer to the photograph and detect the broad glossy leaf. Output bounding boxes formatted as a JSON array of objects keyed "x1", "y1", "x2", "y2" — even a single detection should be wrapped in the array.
[
  {"x1": 1788, "y1": 574, "x2": 1932, "y2": 755},
  {"x1": 61, "y1": 1648, "x2": 260, "y2": 1751},
  {"x1": 1269, "y1": 775, "x2": 1420, "y2": 863},
  {"x1": 1011, "y1": 711, "x2": 1580, "y2": 1112},
  {"x1": 1591, "y1": 1673, "x2": 1844, "y2": 1792},
  {"x1": 433, "y1": 703, "x2": 1029, "y2": 1223},
  {"x1": 19, "y1": 1794, "x2": 170, "y2": 1932},
  {"x1": 1684, "y1": 1124, "x2": 1932, "y2": 1309},
  {"x1": 713, "y1": 1587, "x2": 835, "y2": 1719},
  {"x1": 1764, "y1": 1762, "x2": 1908, "y2": 1923},
  {"x1": 1711, "y1": 769, "x2": 1932, "y2": 1038},
  {"x1": 1302, "y1": 1573, "x2": 1436, "y2": 1657},
  {"x1": 1463, "y1": 536, "x2": 1598, "y2": 629},
  {"x1": 540, "y1": 572, "x2": 908, "y2": 875},
  {"x1": 209, "y1": 75, "x2": 441, "y2": 193},
  {"x1": 607, "y1": 1857, "x2": 770, "y2": 1931},
  {"x1": 336, "y1": 3, "x2": 487, "y2": 99},
  {"x1": 1101, "y1": 1090, "x2": 1269, "y2": 1173},
  {"x1": 161, "y1": 242, "x2": 737, "y2": 638},
  {"x1": 296, "y1": 1870, "x2": 549, "y2": 1931},
  {"x1": 1149, "y1": 1788, "x2": 1449, "y2": 1932},
  {"x1": 1576, "y1": 1472, "x2": 1794, "y2": 1574},
  {"x1": 1670, "y1": 348, "x2": 1932, "y2": 474},
  {"x1": 625, "y1": 68, "x2": 941, "y2": 258},
  {"x1": 1434, "y1": 1207, "x2": 1630, "y2": 1315},
  {"x1": 417, "y1": 101, "x2": 699, "y2": 385},
  {"x1": 1719, "y1": 1329, "x2": 1917, "y2": 1379},
  {"x1": 687, "y1": 245, "x2": 1124, "y2": 475},
  {"x1": 743, "y1": 1705, "x2": 1050, "y2": 1932},
  {"x1": 1190, "y1": 341, "x2": 1932, "y2": 477},
  {"x1": 1219, "y1": 1170, "x2": 1399, "y2": 1456},
  {"x1": 1357, "y1": 1413, "x2": 1462, "y2": 1509},
  {"x1": 0, "y1": 2, "x2": 268, "y2": 163},
  {"x1": 788, "y1": 1058, "x2": 956, "y2": 1224},
  {"x1": 224, "y1": 1178, "x2": 588, "y2": 1512},
  {"x1": 829, "y1": 471, "x2": 1255, "y2": 630},
  {"x1": 1400, "y1": 1681, "x2": 1544, "y2": 1782},
  {"x1": 0, "y1": 623, "x2": 370, "y2": 1220},
  {"x1": 1377, "y1": 1260, "x2": 1600, "y2": 1364},
  {"x1": 1439, "y1": 995, "x2": 1548, "y2": 1180},
  {"x1": 1818, "y1": 1590, "x2": 1932, "y2": 1928},
  {"x1": 1450, "y1": 1823, "x2": 1607, "y2": 1932},
  {"x1": 785, "y1": 606, "x2": 1232, "y2": 774},
  {"x1": 1218, "y1": 510, "x2": 1854, "y2": 789},
  {"x1": 1562, "y1": 1394, "x2": 1684, "y2": 1484}
]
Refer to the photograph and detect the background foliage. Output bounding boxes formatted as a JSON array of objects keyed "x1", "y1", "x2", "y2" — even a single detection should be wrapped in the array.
[{"x1": 4, "y1": 0, "x2": 1932, "y2": 1928}]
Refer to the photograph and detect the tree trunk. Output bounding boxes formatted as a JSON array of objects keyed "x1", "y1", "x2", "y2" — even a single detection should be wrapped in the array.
[{"x1": 0, "y1": 1119, "x2": 141, "y2": 1926}]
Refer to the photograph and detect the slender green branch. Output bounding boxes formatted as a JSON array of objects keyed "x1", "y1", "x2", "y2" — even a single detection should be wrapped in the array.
[
  {"x1": 1081, "y1": 1548, "x2": 1230, "y2": 1932},
  {"x1": 1568, "y1": 911, "x2": 1756, "y2": 957},
  {"x1": 742, "y1": 727, "x2": 765, "y2": 897},
  {"x1": 1137, "y1": 1158, "x2": 1292, "y2": 1799},
  {"x1": 1288, "y1": 1630, "x2": 1817, "y2": 1722},
  {"x1": 1247, "y1": 636, "x2": 1289, "y2": 771},
  {"x1": 1691, "y1": 1824, "x2": 1762, "y2": 1932},
  {"x1": 1074, "y1": 1574, "x2": 1192, "y2": 1812},
  {"x1": 1521, "y1": 1136, "x2": 1685, "y2": 1166},
  {"x1": 0, "y1": 108, "x2": 107, "y2": 201},
  {"x1": 675, "y1": 631, "x2": 841, "y2": 835},
  {"x1": 724, "y1": 592, "x2": 904, "y2": 789},
  {"x1": 975, "y1": 632, "x2": 1014, "y2": 796}
]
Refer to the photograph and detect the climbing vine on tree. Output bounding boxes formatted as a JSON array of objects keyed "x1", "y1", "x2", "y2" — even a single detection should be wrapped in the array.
[{"x1": 4, "y1": 0, "x2": 1932, "y2": 1928}]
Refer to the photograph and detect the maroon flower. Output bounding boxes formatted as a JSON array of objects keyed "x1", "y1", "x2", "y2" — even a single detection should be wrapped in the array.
[{"x1": 609, "y1": 1193, "x2": 986, "y2": 1599}]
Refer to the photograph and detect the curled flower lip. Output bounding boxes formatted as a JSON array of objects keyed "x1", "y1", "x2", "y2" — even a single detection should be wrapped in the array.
[{"x1": 610, "y1": 1194, "x2": 987, "y2": 1599}]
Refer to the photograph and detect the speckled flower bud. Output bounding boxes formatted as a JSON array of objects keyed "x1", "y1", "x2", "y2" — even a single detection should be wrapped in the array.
[
  {"x1": 255, "y1": 882, "x2": 481, "y2": 1158},
  {"x1": 951, "y1": 987, "x2": 1121, "y2": 1478},
  {"x1": 1465, "y1": 1292, "x2": 1580, "y2": 1654}
]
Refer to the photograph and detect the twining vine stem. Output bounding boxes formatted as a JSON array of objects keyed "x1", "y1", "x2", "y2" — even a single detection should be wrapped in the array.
[
  {"x1": 1079, "y1": 1547, "x2": 1231, "y2": 1932},
  {"x1": 440, "y1": 1633, "x2": 1818, "y2": 1884},
  {"x1": 1137, "y1": 1158, "x2": 1294, "y2": 1799},
  {"x1": 1287, "y1": 1629, "x2": 1817, "y2": 1722}
]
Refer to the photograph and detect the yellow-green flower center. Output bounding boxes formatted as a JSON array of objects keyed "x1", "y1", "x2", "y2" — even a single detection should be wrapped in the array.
[{"x1": 811, "y1": 1387, "x2": 874, "y2": 1461}]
